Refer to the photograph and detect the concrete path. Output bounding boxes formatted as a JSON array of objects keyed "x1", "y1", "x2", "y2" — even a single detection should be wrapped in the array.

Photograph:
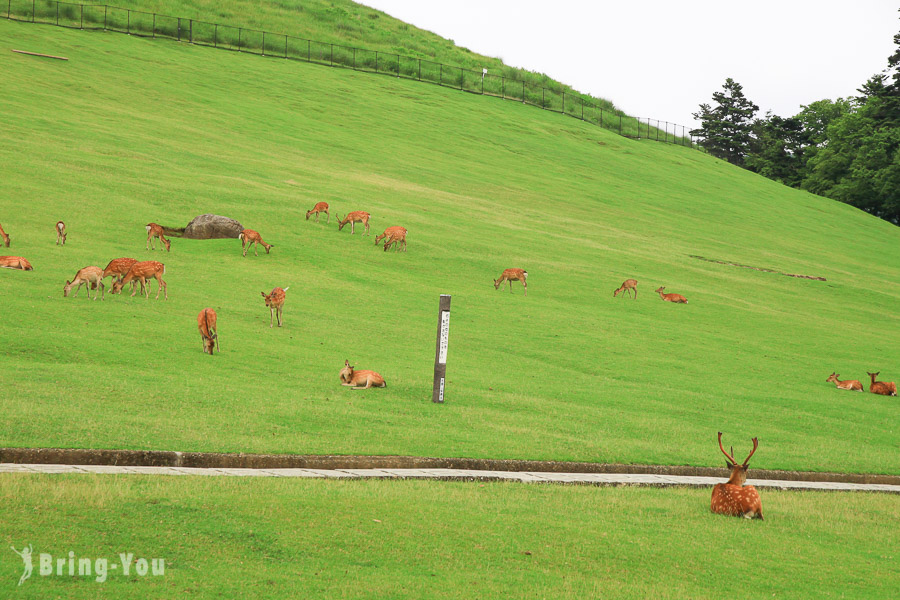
[{"x1": 2, "y1": 463, "x2": 898, "y2": 493}]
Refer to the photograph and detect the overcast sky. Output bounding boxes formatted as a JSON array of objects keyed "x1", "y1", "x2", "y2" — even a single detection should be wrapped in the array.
[{"x1": 361, "y1": 1, "x2": 897, "y2": 129}]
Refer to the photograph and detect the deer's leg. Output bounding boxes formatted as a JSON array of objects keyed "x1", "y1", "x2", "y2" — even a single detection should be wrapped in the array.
[
  {"x1": 160, "y1": 277, "x2": 167, "y2": 300},
  {"x1": 277, "y1": 306, "x2": 283, "y2": 327},
  {"x1": 523, "y1": 281, "x2": 527, "y2": 296},
  {"x1": 508, "y1": 280, "x2": 513, "y2": 293},
  {"x1": 99, "y1": 281, "x2": 104, "y2": 301},
  {"x1": 270, "y1": 307, "x2": 274, "y2": 328},
  {"x1": 325, "y1": 211, "x2": 329, "y2": 224},
  {"x1": 350, "y1": 222, "x2": 355, "y2": 235}
]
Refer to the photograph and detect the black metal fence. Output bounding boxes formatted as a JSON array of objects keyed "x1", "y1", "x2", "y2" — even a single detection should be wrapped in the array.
[{"x1": 6, "y1": 0, "x2": 698, "y2": 148}]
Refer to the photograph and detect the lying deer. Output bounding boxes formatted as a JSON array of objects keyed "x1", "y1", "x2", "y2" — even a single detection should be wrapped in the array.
[
  {"x1": 145, "y1": 223, "x2": 171, "y2": 252},
  {"x1": 306, "y1": 202, "x2": 330, "y2": 223},
  {"x1": 261, "y1": 286, "x2": 288, "y2": 327},
  {"x1": 711, "y1": 433, "x2": 763, "y2": 520},
  {"x1": 0, "y1": 256, "x2": 33, "y2": 270},
  {"x1": 111, "y1": 260, "x2": 167, "y2": 300},
  {"x1": 198, "y1": 308, "x2": 219, "y2": 355},
  {"x1": 337, "y1": 211, "x2": 370, "y2": 235},
  {"x1": 826, "y1": 372, "x2": 863, "y2": 391},
  {"x1": 63, "y1": 266, "x2": 104, "y2": 300},
  {"x1": 0, "y1": 223, "x2": 9, "y2": 247},
  {"x1": 613, "y1": 279, "x2": 638, "y2": 299},
  {"x1": 239, "y1": 229, "x2": 273, "y2": 256},
  {"x1": 375, "y1": 226, "x2": 407, "y2": 252},
  {"x1": 655, "y1": 286, "x2": 688, "y2": 303},
  {"x1": 867, "y1": 372, "x2": 897, "y2": 396},
  {"x1": 339, "y1": 359, "x2": 386, "y2": 389},
  {"x1": 56, "y1": 221, "x2": 67, "y2": 245},
  {"x1": 102, "y1": 257, "x2": 141, "y2": 294},
  {"x1": 494, "y1": 268, "x2": 528, "y2": 296}
]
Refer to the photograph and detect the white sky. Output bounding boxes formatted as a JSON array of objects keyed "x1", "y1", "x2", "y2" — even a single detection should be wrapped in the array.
[{"x1": 361, "y1": 1, "x2": 898, "y2": 129}]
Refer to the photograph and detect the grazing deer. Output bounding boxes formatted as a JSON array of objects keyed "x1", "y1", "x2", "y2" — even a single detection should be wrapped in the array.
[
  {"x1": 493, "y1": 268, "x2": 528, "y2": 296},
  {"x1": 337, "y1": 211, "x2": 370, "y2": 235},
  {"x1": 826, "y1": 372, "x2": 863, "y2": 392},
  {"x1": 111, "y1": 260, "x2": 167, "y2": 300},
  {"x1": 867, "y1": 372, "x2": 897, "y2": 396},
  {"x1": 655, "y1": 286, "x2": 688, "y2": 303},
  {"x1": 710, "y1": 433, "x2": 763, "y2": 520},
  {"x1": 306, "y1": 202, "x2": 330, "y2": 223},
  {"x1": 0, "y1": 256, "x2": 33, "y2": 270},
  {"x1": 261, "y1": 286, "x2": 288, "y2": 327},
  {"x1": 339, "y1": 359, "x2": 386, "y2": 389},
  {"x1": 375, "y1": 226, "x2": 407, "y2": 252},
  {"x1": 55, "y1": 221, "x2": 67, "y2": 245},
  {"x1": 239, "y1": 229, "x2": 273, "y2": 256},
  {"x1": 63, "y1": 266, "x2": 104, "y2": 300},
  {"x1": 145, "y1": 223, "x2": 171, "y2": 252},
  {"x1": 102, "y1": 257, "x2": 141, "y2": 294},
  {"x1": 198, "y1": 308, "x2": 219, "y2": 355},
  {"x1": 613, "y1": 279, "x2": 638, "y2": 299},
  {"x1": 0, "y1": 223, "x2": 9, "y2": 247}
]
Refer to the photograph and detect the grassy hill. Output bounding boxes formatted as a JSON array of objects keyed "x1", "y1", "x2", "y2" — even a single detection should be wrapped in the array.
[{"x1": 0, "y1": 19, "x2": 898, "y2": 475}]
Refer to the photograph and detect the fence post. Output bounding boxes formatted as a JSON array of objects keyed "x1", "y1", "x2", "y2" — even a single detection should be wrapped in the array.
[
  {"x1": 103, "y1": 4, "x2": 107, "y2": 30},
  {"x1": 542, "y1": 87, "x2": 545, "y2": 109},
  {"x1": 481, "y1": 73, "x2": 484, "y2": 95},
  {"x1": 418, "y1": 58, "x2": 421, "y2": 80},
  {"x1": 307, "y1": 39, "x2": 310, "y2": 62},
  {"x1": 261, "y1": 31, "x2": 265, "y2": 56},
  {"x1": 459, "y1": 67, "x2": 462, "y2": 90},
  {"x1": 284, "y1": 35, "x2": 287, "y2": 58},
  {"x1": 375, "y1": 51, "x2": 378, "y2": 72},
  {"x1": 439, "y1": 64, "x2": 442, "y2": 85},
  {"x1": 431, "y1": 295, "x2": 451, "y2": 404},
  {"x1": 562, "y1": 92, "x2": 565, "y2": 114},
  {"x1": 80, "y1": 4, "x2": 83, "y2": 29},
  {"x1": 177, "y1": 18, "x2": 180, "y2": 41},
  {"x1": 7, "y1": 0, "x2": 11, "y2": 20},
  {"x1": 396, "y1": 54, "x2": 400, "y2": 78},
  {"x1": 664, "y1": 121, "x2": 668, "y2": 143},
  {"x1": 126, "y1": 9, "x2": 129, "y2": 34},
  {"x1": 152, "y1": 13, "x2": 155, "y2": 37},
  {"x1": 501, "y1": 76, "x2": 504, "y2": 99},
  {"x1": 31, "y1": 0, "x2": 34, "y2": 22},
  {"x1": 238, "y1": 28, "x2": 242, "y2": 51},
  {"x1": 189, "y1": 19, "x2": 192, "y2": 43},
  {"x1": 619, "y1": 115, "x2": 622, "y2": 136},
  {"x1": 330, "y1": 43, "x2": 333, "y2": 66},
  {"x1": 581, "y1": 97, "x2": 584, "y2": 120},
  {"x1": 522, "y1": 80, "x2": 525, "y2": 103},
  {"x1": 214, "y1": 23, "x2": 217, "y2": 47},
  {"x1": 55, "y1": 1, "x2": 58, "y2": 25},
  {"x1": 352, "y1": 47, "x2": 355, "y2": 69}
]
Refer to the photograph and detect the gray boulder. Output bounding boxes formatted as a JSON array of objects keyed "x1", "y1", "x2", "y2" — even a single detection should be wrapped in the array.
[{"x1": 183, "y1": 214, "x2": 244, "y2": 239}]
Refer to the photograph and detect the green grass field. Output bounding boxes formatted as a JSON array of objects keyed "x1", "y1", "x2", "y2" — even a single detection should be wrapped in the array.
[{"x1": 1, "y1": 19, "x2": 898, "y2": 474}]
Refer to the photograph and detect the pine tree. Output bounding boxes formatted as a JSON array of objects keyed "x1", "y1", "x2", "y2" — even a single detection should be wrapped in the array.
[{"x1": 691, "y1": 78, "x2": 759, "y2": 166}]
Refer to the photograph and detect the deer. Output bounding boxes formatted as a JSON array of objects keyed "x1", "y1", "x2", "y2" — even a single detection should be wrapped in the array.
[
  {"x1": 867, "y1": 372, "x2": 897, "y2": 396},
  {"x1": 655, "y1": 286, "x2": 688, "y2": 303},
  {"x1": 710, "y1": 432, "x2": 763, "y2": 520},
  {"x1": 261, "y1": 286, "x2": 289, "y2": 327},
  {"x1": 493, "y1": 268, "x2": 528, "y2": 296},
  {"x1": 63, "y1": 266, "x2": 104, "y2": 300},
  {"x1": 145, "y1": 223, "x2": 171, "y2": 252},
  {"x1": 826, "y1": 372, "x2": 863, "y2": 392},
  {"x1": 0, "y1": 256, "x2": 33, "y2": 270},
  {"x1": 0, "y1": 223, "x2": 9, "y2": 247},
  {"x1": 111, "y1": 260, "x2": 167, "y2": 300},
  {"x1": 197, "y1": 308, "x2": 219, "y2": 355},
  {"x1": 102, "y1": 257, "x2": 142, "y2": 294},
  {"x1": 375, "y1": 226, "x2": 407, "y2": 252},
  {"x1": 239, "y1": 229, "x2": 273, "y2": 256},
  {"x1": 55, "y1": 221, "x2": 67, "y2": 245},
  {"x1": 613, "y1": 279, "x2": 638, "y2": 299},
  {"x1": 339, "y1": 359, "x2": 386, "y2": 389},
  {"x1": 306, "y1": 202, "x2": 330, "y2": 223},
  {"x1": 336, "y1": 211, "x2": 370, "y2": 235}
]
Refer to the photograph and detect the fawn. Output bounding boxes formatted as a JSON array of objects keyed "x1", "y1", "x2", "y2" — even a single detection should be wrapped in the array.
[
  {"x1": 198, "y1": 308, "x2": 219, "y2": 354},
  {"x1": 0, "y1": 256, "x2": 32, "y2": 270},
  {"x1": 710, "y1": 433, "x2": 763, "y2": 520},
  {"x1": 63, "y1": 266, "x2": 104, "y2": 300},
  {"x1": 826, "y1": 372, "x2": 863, "y2": 391},
  {"x1": 375, "y1": 226, "x2": 407, "y2": 252},
  {"x1": 239, "y1": 229, "x2": 273, "y2": 256},
  {"x1": 102, "y1": 257, "x2": 141, "y2": 294},
  {"x1": 306, "y1": 202, "x2": 330, "y2": 223},
  {"x1": 493, "y1": 268, "x2": 528, "y2": 296},
  {"x1": 111, "y1": 261, "x2": 167, "y2": 300},
  {"x1": 56, "y1": 221, "x2": 67, "y2": 245},
  {"x1": 613, "y1": 279, "x2": 638, "y2": 299},
  {"x1": 261, "y1": 287, "x2": 288, "y2": 327},
  {"x1": 339, "y1": 359, "x2": 386, "y2": 389},
  {"x1": 655, "y1": 286, "x2": 688, "y2": 303},
  {"x1": 146, "y1": 223, "x2": 171, "y2": 252},
  {"x1": 337, "y1": 211, "x2": 371, "y2": 235}
]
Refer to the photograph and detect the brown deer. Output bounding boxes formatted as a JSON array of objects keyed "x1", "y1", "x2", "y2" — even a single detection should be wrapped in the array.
[
  {"x1": 493, "y1": 268, "x2": 528, "y2": 296},
  {"x1": 655, "y1": 286, "x2": 688, "y2": 303},
  {"x1": 0, "y1": 223, "x2": 9, "y2": 247},
  {"x1": 337, "y1": 211, "x2": 370, "y2": 235},
  {"x1": 710, "y1": 433, "x2": 763, "y2": 520},
  {"x1": 0, "y1": 256, "x2": 33, "y2": 270},
  {"x1": 339, "y1": 359, "x2": 386, "y2": 389},
  {"x1": 197, "y1": 308, "x2": 219, "y2": 355},
  {"x1": 239, "y1": 229, "x2": 273, "y2": 256},
  {"x1": 63, "y1": 266, "x2": 104, "y2": 300},
  {"x1": 826, "y1": 372, "x2": 863, "y2": 392},
  {"x1": 375, "y1": 226, "x2": 407, "y2": 252},
  {"x1": 261, "y1": 286, "x2": 288, "y2": 327},
  {"x1": 613, "y1": 279, "x2": 638, "y2": 299},
  {"x1": 102, "y1": 257, "x2": 141, "y2": 294},
  {"x1": 145, "y1": 223, "x2": 171, "y2": 252},
  {"x1": 55, "y1": 221, "x2": 67, "y2": 245},
  {"x1": 111, "y1": 261, "x2": 167, "y2": 300},
  {"x1": 867, "y1": 372, "x2": 897, "y2": 396},
  {"x1": 306, "y1": 202, "x2": 330, "y2": 223}
]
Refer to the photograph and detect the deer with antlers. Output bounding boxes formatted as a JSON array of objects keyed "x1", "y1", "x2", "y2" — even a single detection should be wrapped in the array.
[
  {"x1": 239, "y1": 229, "x2": 273, "y2": 257},
  {"x1": 198, "y1": 308, "x2": 219, "y2": 355},
  {"x1": 655, "y1": 286, "x2": 688, "y2": 303},
  {"x1": 613, "y1": 279, "x2": 638, "y2": 299},
  {"x1": 339, "y1": 359, "x2": 386, "y2": 389},
  {"x1": 55, "y1": 221, "x2": 67, "y2": 245},
  {"x1": 826, "y1": 372, "x2": 864, "y2": 392},
  {"x1": 0, "y1": 223, "x2": 9, "y2": 247},
  {"x1": 867, "y1": 372, "x2": 897, "y2": 396},
  {"x1": 63, "y1": 266, "x2": 104, "y2": 300},
  {"x1": 0, "y1": 256, "x2": 33, "y2": 270},
  {"x1": 711, "y1": 433, "x2": 763, "y2": 520},
  {"x1": 111, "y1": 261, "x2": 167, "y2": 300},
  {"x1": 145, "y1": 223, "x2": 171, "y2": 252},
  {"x1": 374, "y1": 226, "x2": 407, "y2": 252},
  {"x1": 306, "y1": 202, "x2": 330, "y2": 223},
  {"x1": 494, "y1": 268, "x2": 528, "y2": 296},
  {"x1": 336, "y1": 211, "x2": 370, "y2": 235},
  {"x1": 261, "y1": 286, "x2": 288, "y2": 327}
]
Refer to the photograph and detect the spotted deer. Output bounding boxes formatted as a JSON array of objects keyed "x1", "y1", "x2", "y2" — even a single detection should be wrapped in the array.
[
  {"x1": 0, "y1": 256, "x2": 33, "y2": 270},
  {"x1": 239, "y1": 229, "x2": 273, "y2": 256},
  {"x1": 55, "y1": 221, "x2": 67, "y2": 245},
  {"x1": 102, "y1": 257, "x2": 141, "y2": 294},
  {"x1": 493, "y1": 268, "x2": 528, "y2": 296},
  {"x1": 655, "y1": 286, "x2": 688, "y2": 303},
  {"x1": 867, "y1": 372, "x2": 897, "y2": 396},
  {"x1": 613, "y1": 279, "x2": 638, "y2": 299},
  {"x1": 375, "y1": 226, "x2": 407, "y2": 252},
  {"x1": 339, "y1": 359, "x2": 386, "y2": 389},
  {"x1": 63, "y1": 266, "x2": 104, "y2": 300},
  {"x1": 111, "y1": 260, "x2": 167, "y2": 300},
  {"x1": 710, "y1": 433, "x2": 763, "y2": 520},
  {"x1": 826, "y1": 372, "x2": 863, "y2": 392},
  {"x1": 0, "y1": 223, "x2": 9, "y2": 247},
  {"x1": 306, "y1": 202, "x2": 330, "y2": 223},
  {"x1": 198, "y1": 308, "x2": 219, "y2": 355},
  {"x1": 336, "y1": 211, "x2": 370, "y2": 235},
  {"x1": 146, "y1": 223, "x2": 171, "y2": 252},
  {"x1": 261, "y1": 286, "x2": 288, "y2": 327}
]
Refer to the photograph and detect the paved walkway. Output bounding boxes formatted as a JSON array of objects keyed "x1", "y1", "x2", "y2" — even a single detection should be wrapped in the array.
[{"x1": 2, "y1": 463, "x2": 898, "y2": 493}]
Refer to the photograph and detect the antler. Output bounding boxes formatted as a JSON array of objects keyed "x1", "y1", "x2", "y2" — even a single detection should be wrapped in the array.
[
  {"x1": 717, "y1": 432, "x2": 737, "y2": 465},
  {"x1": 742, "y1": 437, "x2": 759, "y2": 466}
]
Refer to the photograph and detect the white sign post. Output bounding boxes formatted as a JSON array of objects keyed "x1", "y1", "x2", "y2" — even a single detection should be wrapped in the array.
[{"x1": 432, "y1": 295, "x2": 451, "y2": 403}]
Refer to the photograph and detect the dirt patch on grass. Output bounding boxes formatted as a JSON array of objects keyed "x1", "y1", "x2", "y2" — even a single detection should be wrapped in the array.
[{"x1": 690, "y1": 255, "x2": 826, "y2": 281}]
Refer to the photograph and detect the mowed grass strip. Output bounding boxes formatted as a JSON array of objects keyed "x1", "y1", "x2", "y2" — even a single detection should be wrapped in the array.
[{"x1": 0, "y1": 21, "x2": 898, "y2": 473}]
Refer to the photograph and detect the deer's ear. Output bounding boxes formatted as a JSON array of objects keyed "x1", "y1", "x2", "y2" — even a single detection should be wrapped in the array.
[{"x1": 260, "y1": 292, "x2": 266, "y2": 297}]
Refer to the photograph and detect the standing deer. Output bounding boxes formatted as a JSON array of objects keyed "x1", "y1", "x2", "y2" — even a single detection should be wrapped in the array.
[
  {"x1": 102, "y1": 257, "x2": 141, "y2": 294},
  {"x1": 197, "y1": 308, "x2": 219, "y2": 355},
  {"x1": 55, "y1": 221, "x2": 67, "y2": 245},
  {"x1": 111, "y1": 261, "x2": 167, "y2": 300},
  {"x1": 339, "y1": 359, "x2": 386, "y2": 389},
  {"x1": 145, "y1": 223, "x2": 171, "y2": 252},
  {"x1": 336, "y1": 211, "x2": 370, "y2": 235},
  {"x1": 375, "y1": 226, "x2": 407, "y2": 252},
  {"x1": 306, "y1": 202, "x2": 330, "y2": 223},
  {"x1": 710, "y1": 433, "x2": 763, "y2": 520},
  {"x1": 0, "y1": 256, "x2": 33, "y2": 270},
  {"x1": 261, "y1": 286, "x2": 288, "y2": 327},
  {"x1": 655, "y1": 286, "x2": 688, "y2": 303},
  {"x1": 867, "y1": 372, "x2": 897, "y2": 396},
  {"x1": 0, "y1": 223, "x2": 9, "y2": 247},
  {"x1": 63, "y1": 266, "x2": 104, "y2": 300},
  {"x1": 613, "y1": 279, "x2": 638, "y2": 299},
  {"x1": 239, "y1": 229, "x2": 273, "y2": 256},
  {"x1": 826, "y1": 372, "x2": 863, "y2": 392},
  {"x1": 493, "y1": 268, "x2": 528, "y2": 296}
]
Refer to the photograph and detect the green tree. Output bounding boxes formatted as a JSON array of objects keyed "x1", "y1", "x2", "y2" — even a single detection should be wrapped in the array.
[
  {"x1": 745, "y1": 112, "x2": 807, "y2": 187},
  {"x1": 691, "y1": 78, "x2": 759, "y2": 166}
]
